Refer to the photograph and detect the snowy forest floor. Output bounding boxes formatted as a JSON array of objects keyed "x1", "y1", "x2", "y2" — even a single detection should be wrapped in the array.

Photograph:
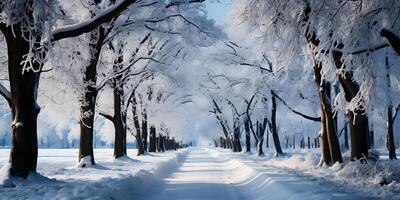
[{"x1": 0, "y1": 147, "x2": 398, "y2": 199}]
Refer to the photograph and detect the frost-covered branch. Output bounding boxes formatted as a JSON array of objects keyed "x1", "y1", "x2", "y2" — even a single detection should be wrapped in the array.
[
  {"x1": 165, "y1": 0, "x2": 205, "y2": 8},
  {"x1": 51, "y1": 0, "x2": 137, "y2": 42}
]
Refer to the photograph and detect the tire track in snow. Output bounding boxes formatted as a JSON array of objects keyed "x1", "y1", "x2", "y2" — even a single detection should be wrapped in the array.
[{"x1": 137, "y1": 148, "x2": 240, "y2": 200}]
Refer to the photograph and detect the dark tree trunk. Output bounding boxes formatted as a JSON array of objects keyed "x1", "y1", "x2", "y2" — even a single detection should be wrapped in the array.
[
  {"x1": 142, "y1": 111, "x2": 148, "y2": 151},
  {"x1": 293, "y1": 135, "x2": 296, "y2": 149},
  {"x1": 271, "y1": 93, "x2": 283, "y2": 156},
  {"x1": 111, "y1": 47, "x2": 127, "y2": 159},
  {"x1": 2, "y1": 26, "x2": 40, "y2": 178},
  {"x1": 387, "y1": 106, "x2": 397, "y2": 160},
  {"x1": 257, "y1": 140, "x2": 264, "y2": 156},
  {"x1": 160, "y1": 135, "x2": 165, "y2": 152},
  {"x1": 333, "y1": 50, "x2": 369, "y2": 160},
  {"x1": 343, "y1": 117, "x2": 349, "y2": 150},
  {"x1": 149, "y1": 125, "x2": 157, "y2": 152},
  {"x1": 347, "y1": 111, "x2": 369, "y2": 160},
  {"x1": 131, "y1": 93, "x2": 144, "y2": 156},
  {"x1": 233, "y1": 119, "x2": 242, "y2": 152},
  {"x1": 112, "y1": 88, "x2": 126, "y2": 158},
  {"x1": 244, "y1": 118, "x2": 251, "y2": 152},
  {"x1": 157, "y1": 136, "x2": 161, "y2": 151},
  {"x1": 257, "y1": 123, "x2": 265, "y2": 156},
  {"x1": 78, "y1": 26, "x2": 106, "y2": 165}
]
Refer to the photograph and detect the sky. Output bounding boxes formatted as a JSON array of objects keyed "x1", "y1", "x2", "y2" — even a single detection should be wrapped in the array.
[{"x1": 205, "y1": 0, "x2": 231, "y2": 24}]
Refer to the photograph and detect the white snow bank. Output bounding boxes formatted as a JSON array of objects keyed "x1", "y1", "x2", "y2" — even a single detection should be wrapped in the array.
[
  {"x1": 0, "y1": 163, "x2": 14, "y2": 188},
  {"x1": 211, "y1": 148, "x2": 382, "y2": 199},
  {"x1": 264, "y1": 152, "x2": 400, "y2": 199},
  {"x1": 0, "y1": 148, "x2": 188, "y2": 200}
]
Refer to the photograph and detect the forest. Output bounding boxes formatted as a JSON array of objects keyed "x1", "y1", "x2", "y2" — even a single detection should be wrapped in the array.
[{"x1": 0, "y1": 0, "x2": 399, "y2": 199}]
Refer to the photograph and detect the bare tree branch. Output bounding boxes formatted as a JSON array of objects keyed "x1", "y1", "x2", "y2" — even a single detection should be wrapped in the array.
[
  {"x1": 0, "y1": 82, "x2": 11, "y2": 107},
  {"x1": 99, "y1": 112, "x2": 114, "y2": 122},
  {"x1": 271, "y1": 90, "x2": 321, "y2": 122},
  {"x1": 52, "y1": 0, "x2": 137, "y2": 42}
]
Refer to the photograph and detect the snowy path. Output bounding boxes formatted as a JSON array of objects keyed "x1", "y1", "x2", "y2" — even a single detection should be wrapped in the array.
[
  {"x1": 137, "y1": 148, "x2": 239, "y2": 200},
  {"x1": 137, "y1": 148, "x2": 375, "y2": 200}
]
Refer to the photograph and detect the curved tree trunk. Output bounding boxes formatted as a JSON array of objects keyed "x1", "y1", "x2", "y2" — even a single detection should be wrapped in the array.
[{"x1": 271, "y1": 93, "x2": 283, "y2": 156}]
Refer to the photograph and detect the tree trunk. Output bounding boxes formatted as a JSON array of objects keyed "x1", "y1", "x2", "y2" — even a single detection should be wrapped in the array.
[
  {"x1": 78, "y1": 26, "x2": 106, "y2": 165},
  {"x1": 160, "y1": 135, "x2": 165, "y2": 152},
  {"x1": 319, "y1": 107, "x2": 332, "y2": 166},
  {"x1": 344, "y1": 116, "x2": 349, "y2": 150},
  {"x1": 131, "y1": 93, "x2": 144, "y2": 156},
  {"x1": 233, "y1": 119, "x2": 241, "y2": 152},
  {"x1": 142, "y1": 111, "x2": 148, "y2": 151},
  {"x1": 323, "y1": 82, "x2": 343, "y2": 163},
  {"x1": 333, "y1": 50, "x2": 369, "y2": 160},
  {"x1": 3, "y1": 26, "x2": 40, "y2": 178},
  {"x1": 257, "y1": 140, "x2": 264, "y2": 156},
  {"x1": 271, "y1": 93, "x2": 283, "y2": 156},
  {"x1": 387, "y1": 106, "x2": 397, "y2": 160},
  {"x1": 244, "y1": 118, "x2": 251, "y2": 152},
  {"x1": 149, "y1": 125, "x2": 157, "y2": 152},
  {"x1": 113, "y1": 88, "x2": 126, "y2": 158}
]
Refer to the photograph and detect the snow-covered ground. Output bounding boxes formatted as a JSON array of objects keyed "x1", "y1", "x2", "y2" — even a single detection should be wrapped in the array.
[
  {"x1": 0, "y1": 149, "x2": 187, "y2": 199},
  {"x1": 215, "y1": 148, "x2": 400, "y2": 200},
  {"x1": 0, "y1": 147, "x2": 397, "y2": 199}
]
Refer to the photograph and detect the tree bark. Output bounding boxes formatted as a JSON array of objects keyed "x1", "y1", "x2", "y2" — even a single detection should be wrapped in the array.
[
  {"x1": 149, "y1": 125, "x2": 157, "y2": 152},
  {"x1": 387, "y1": 106, "x2": 397, "y2": 160},
  {"x1": 244, "y1": 118, "x2": 251, "y2": 152},
  {"x1": 112, "y1": 86, "x2": 126, "y2": 158},
  {"x1": 142, "y1": 110, "x2": 148, "y2": 151},
  {"x1": 78, "y1": 26, "x2": 106, "y2": 165},
  {"x1": 308, "y1": 43, "x2": 343, "y2": 164},
  {"x1": 233, "y1": 119, "x2": 241, "y2": 152},
  {"x1": 270, "y1": 93, "x2": 283, "y2": 156},
  {"x1": 319, "y1": 106, "x2": 332, "y2": 165},
  {"x1": 131, "y1": 92, "x2": 145, "y2": 156},
  {"x1": 2, "y1": 26, "x2": 40, "y2": 178},
  {"x1": 333, "y1": 50, "x2": 369, "y2": 160}
]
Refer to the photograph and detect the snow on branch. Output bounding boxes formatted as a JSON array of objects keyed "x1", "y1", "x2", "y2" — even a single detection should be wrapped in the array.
[
  {"x1": 165, "y1": 0, "x2": 205, "y2": 8},
  {"x1": 51, "y1": 0, "x2": 137, "y2": 42}
]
